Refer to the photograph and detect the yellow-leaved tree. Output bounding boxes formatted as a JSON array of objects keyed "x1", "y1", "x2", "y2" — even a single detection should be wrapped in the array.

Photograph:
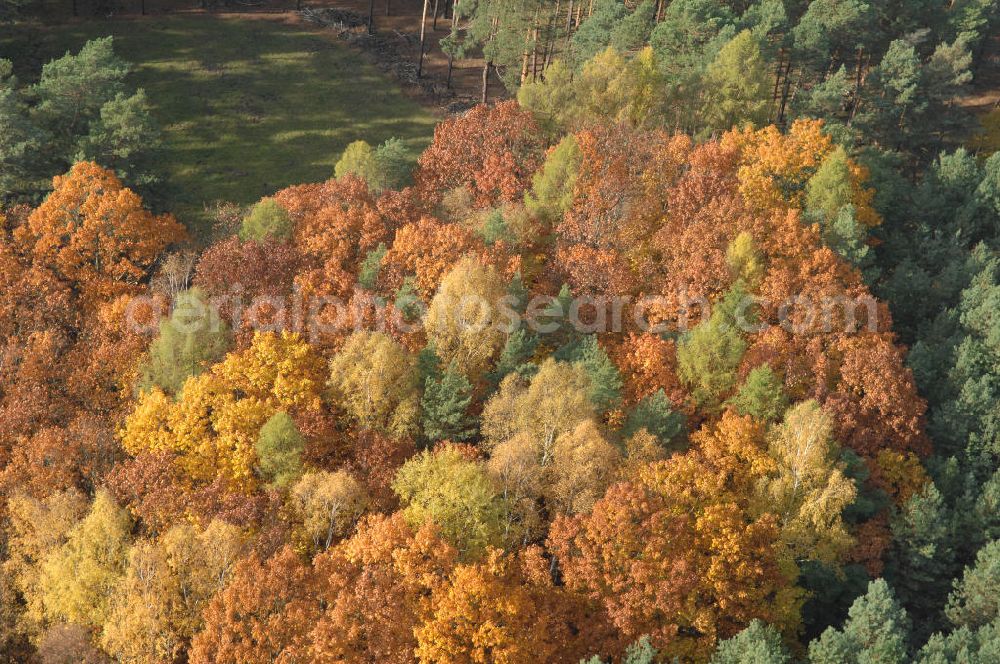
[
  {"x1": 121, "y1": 331, "x2": 325, "y2": 489},
  {"x1": 760, "y1": 400, "x2": 857, "y2": 565},
  {"x1": 100, "y1": 520, "x2": 247, "y2": 663},
  {"x1": 327, "y1": 331, "x2": 420, "y2": 438},
  {"x1": 548, "y1": 419, "x2": 621, "y2": 516},
  {"x1": 480, "y1": 358, "x2": 594, "y2": 462},
  {"x1": 290, "y1": 470, "x2": 369, "y2": 553},
  {"x1": 424, "y1": 256, "x2": 508, "y2": 381},
  {"x1": 392, "y1": 445, "x2": 510, "y2": 561},
  {"x1": 722, "y1": 119, "x2": 880, "y2": 228},
  {"x1": 37, "y1": 490, "x2": 132, "y2": 628},
  {"x1": 550, "y1": 413, "x2": 803, "y2": 660},
  {"x1": 3, "y1": 489, "x2": 89, "y2": 639}
]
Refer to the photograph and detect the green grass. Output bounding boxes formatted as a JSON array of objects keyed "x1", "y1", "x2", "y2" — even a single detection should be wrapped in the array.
[{"x1": 1, "y1": 15, "x2": 437, "y2": 237}]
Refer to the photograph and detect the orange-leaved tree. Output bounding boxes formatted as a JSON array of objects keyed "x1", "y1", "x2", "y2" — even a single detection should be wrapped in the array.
[
  {"x1": 16, "y1": 162, "x2": 185, "y2": 308},
  {"x1": 415, "y1": 101, "x2": 546, "y2": 208}
]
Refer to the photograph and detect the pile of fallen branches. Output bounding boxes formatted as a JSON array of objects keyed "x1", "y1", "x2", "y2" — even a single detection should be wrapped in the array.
[
  {"x1": 300, "y1": 7, "x2": 468, "y2": 108},
  {"x1": 300, "y1": 7, "x2": 366, "y2": 30}
]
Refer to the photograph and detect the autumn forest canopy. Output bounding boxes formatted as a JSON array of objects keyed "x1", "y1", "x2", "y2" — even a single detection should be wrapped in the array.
[{"x1": 1, "y1": 0, "x2": 1000, "y2": 663}]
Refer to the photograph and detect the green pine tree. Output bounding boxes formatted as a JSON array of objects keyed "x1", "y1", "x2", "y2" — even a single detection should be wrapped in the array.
[
  {"x1": 488, "y1": 328, "x2": 539, "y2": 387},
  {"x1": 727, "y1": 365, "x2": 789, "y2": 423},
  {"x1": 915, "y1": 620, "x2": 1000, "y2": 663},
  {"x1": 478, "y1": 209, "x2": 512, "y2": 246},
  {"x1": 711, "y1": 620, "x2": 790, "y2": 664},
  {"x1": 25, "y1": 37, "x2": 160, "y2": 194},
  {"x1": 650, "y1": 0, "x2": 736, "y2": 97},
  {"x1": 462, "y1": 0, "x2": 548, "y2": 91},
  {"x1": 555, "y1": 335, "x2": 623, "y2": 412},
  {"x1": 76, "y1": 88, "x2": 161, "y2": 192},
  {"x1": 808, "y1": 578, "x2": 911, "y2": 664},
  {"x1": 394, "y1": 277, "x2": 424, "y2": 322},
  {"x1": 571, "y1": 0, "x2": 629, "y2": 67},
  {"x1": 371, "y1": 137, "x2": 413, "y2": 191},
  {"x1": 421, "y1": 363, "x2": 477, "y2": 442},
  {"x1": 417, "y1": 343, "x2": 443, "y2": 385},
  {"x1": 0, "y1": 59, "x2": 43, "y2": 201},
  {"x1": 30, "y1": 37, "x2": 129, "y2": 161},
  {"x1": 610, "y1": 0, "x2": 657, "y2": 53},
  {"x1": 359, "y1": 242, "x2": 387, "y2": 290},
  {"x1": 945, "y1": 538, "x2": 1000, "y2": 629},
  {"x1": 622, "y1": 389, "x2": 687, "y2": 450},
  {"x1": 886, "y1": 483, "x2": 957, "y2": 642}
]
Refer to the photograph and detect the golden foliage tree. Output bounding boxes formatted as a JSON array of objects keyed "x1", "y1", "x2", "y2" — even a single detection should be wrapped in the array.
[
  {"x1": 415, "y1": 548, "x2": 609, "y2": 663},
  {"x1": 481, "y1": 359, "x2": 595, "y2": 461},
  {"x1": 3, "y1": 489, "x2": 89, "y2": 639},
  {"x1": 309, "y1": 514, "x2": 457, "y2": 663},
  {"x1": 327, "y1": 331, "x2": 420, "y2": 437},
  {"x1": 37, "y1": 490, "x2": 132, "y2": 628},
  {"x1": 100, "y1": 520, "x2": 247, "y2": 663},
  {"x1": 189, "y1": 546, "x2": 319, "y2": 664},
  {"x1": 550, "y1": 413, "x2": 801, "y2": 659},
  {"x1": 424, "y1": 256, "x2": 509, "y2": 380},
  {"x1": 121, "y1": 331, "x2": 325, "y2": 488},
  {"x1": 290, "y1": 470, "x2": 369, "y2": 553},
  {"x1": 760, "y1": 400, "x2": 857, "y2": 565},
  {"x1": 392, "y1": 445, "x2": 511, "y2": 560}
]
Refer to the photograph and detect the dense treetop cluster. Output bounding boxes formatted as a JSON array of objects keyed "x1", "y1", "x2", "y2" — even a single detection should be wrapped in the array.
[{"x1": 1, "y1": 1, "x2": 1000, "y2": 663}]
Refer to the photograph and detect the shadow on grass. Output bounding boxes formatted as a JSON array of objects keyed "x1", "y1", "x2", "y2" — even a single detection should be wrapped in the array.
[{"x1": 1, "y1": 15, "x2": 437, "y2": 239}]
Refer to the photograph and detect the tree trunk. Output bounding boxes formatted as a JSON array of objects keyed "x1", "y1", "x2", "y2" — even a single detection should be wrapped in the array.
[
  {"x1": 847, "y1": 47, "x2": 868, "y2": 125},
  {"x1": 777, "y1": 57, "x2": 794, "y2": 126},
  {"x1": 417, "y1": 0, "x2": 430, "y2": 78},
  {"x1": 72, "y1": 0, "x2": 78, "y2": 16},
  {"x1": 541, "y1": 0, "x2": 561, "y2": 73},
  {"x1": 367, "y1": 0, "x2": 375, "y2": 34},
  {"x1": 482, "y1": 60, "x2": 491, "y2": 104},
  {"x1": 432, "y1": 0, "x2": 440, "y2": 30},
  {"x1": 520, "y1": 12, "x2": 537, "y2": 85},
  {"x1": 771, "y1": 49, "x2": 784, "y2": 119},
  {"x1": 565, "y1": 0, "x2": 574, "y2": 45},
  {"x1": 385, "y1": 0, "x2": 391, "y2": 17},
  {"x1": 445, "y1": 0, "x2": 460, "y2": 89},
  {"x1": 530, "y1": 24, "x2": 539, "y2": 81},
  {"x1": 784, "y1": 69, "x2": 804, "y2": 125},
  {"x1": 481, "y1": 15, "x2": 498, "y2": 103}
]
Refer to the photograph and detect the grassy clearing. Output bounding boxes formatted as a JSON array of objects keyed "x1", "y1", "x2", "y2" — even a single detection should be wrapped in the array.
[{"x1": 1, "y1": 15, "x2": 438, "y2": 237}]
